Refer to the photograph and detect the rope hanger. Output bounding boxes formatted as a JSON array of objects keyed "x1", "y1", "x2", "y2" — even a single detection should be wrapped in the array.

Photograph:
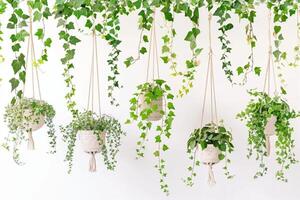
[
  {"x1": 23, "y1": 6, "x2": 42, "y2": 100},
  {"x1": 146, "y1": 10, "x2": 160, "y2": 83},
  {"x1": 87, "y1": 29, "x2": 101, "y2": 115},
  {"x1": 200, "y1": 12, "x2": 218, "y2": 128},
  {"x1": 262, "y1": 10, "x2": 278, "y2": 96}
]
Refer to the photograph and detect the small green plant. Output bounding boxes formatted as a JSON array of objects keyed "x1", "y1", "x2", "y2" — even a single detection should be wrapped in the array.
[
  {"x1": 237, "y1": 89, "x2": 299, "y2": 182},
  {"x1": 3, "y1": 97, "x2": 56, "y2": 164},
  {"x1": 184, "y1": 122, "x2": 234, "y2": 186},
  {"x1": 61, "y1": 111, "x2": 126, "y2": 173},
  {"x1": 126, "y1": 79, "x2": 175, "y2": 195}
]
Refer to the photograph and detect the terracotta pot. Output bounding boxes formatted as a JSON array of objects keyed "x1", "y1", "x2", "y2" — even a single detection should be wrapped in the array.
[
  {"x1": 264, "y1": 116, "x2": 276, "y2": 136},
  {"x1": 199, "y1": 144, "x2": 221, "y2": 165},
  {"x1": 23, "y1": 108, "x2": 45, "y2": 132},
  {"x1": 139, "y1": 94, "x2": 163, "y2": 121},
  {"x1": 78, "y1": 130, "x2": 106, "y2": 153}
]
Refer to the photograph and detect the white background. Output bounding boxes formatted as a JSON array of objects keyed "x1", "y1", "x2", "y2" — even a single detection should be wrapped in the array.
[{"x1": 0, "y1": 4, "x2": 300, "y2": 200}]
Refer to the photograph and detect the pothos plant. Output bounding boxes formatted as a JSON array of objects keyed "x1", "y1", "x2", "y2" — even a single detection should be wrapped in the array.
[
  {"x1": 184, "y1": 122, "x2": 234, "y2": 186},
  {"x1": 3, "y1": 97, "x2": 56, "y2": 164},
  {"x1": 126, "y1": 79, "x2": 175, "y2": 195},
  {"x1": 5, "y1": 0, "x2": 52, "y2": 104},
  {"x1": 237, "y1": 89, "x2": 299, "y2": 182},
  {"x1": 60, "y1": 111, "x2": 126, "y2": 173},
  {"x1": 124, "y1": 1, "x2": 202, "y2": 97},
  {"x1": 54, "y1": 0, "x2": 125, "y2": 110}
]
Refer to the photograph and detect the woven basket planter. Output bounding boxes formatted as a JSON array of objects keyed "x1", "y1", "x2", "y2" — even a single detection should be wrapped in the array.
[{"x1": 139, "y1": 94, "x2": 163, "y2": 121}]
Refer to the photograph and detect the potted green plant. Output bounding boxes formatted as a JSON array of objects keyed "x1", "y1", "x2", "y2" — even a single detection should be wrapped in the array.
[
  {"x1": 237, "y1": 89, "x2": 299, "y2": 181},
  {"x1": 61, "y1": 111, "x2": 126, "y2": 173},
  {"x1": 127, "y1": 79, "x2": 175, "y2": 194},
  {"x1": 184, "y1": 122, "x2": 234, "y2": 186},
  {"x1": 3, "y1": 97, "x2": 56, "y2": 164}
]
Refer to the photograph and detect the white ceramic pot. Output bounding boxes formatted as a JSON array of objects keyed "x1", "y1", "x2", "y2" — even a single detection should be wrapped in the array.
[
  {"x1": 23, "y1": 108, "x2": 45, "y2": 132},
  {"x1": 199, "y1": 144, "x2": 221, "y2": 165},
  {"x1": 78, "y1": 130, "x2": 106, "y2": 153},
  {"x1": 264, "y1": 116, "x2": 276, "y2": 136},
  {"x1": 139, "y1": 95, "x2": 163, "y2": 121}
]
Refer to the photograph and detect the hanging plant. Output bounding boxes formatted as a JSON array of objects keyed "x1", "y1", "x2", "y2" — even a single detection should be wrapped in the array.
[
  {"x1": 61, "y1": 30, "x2": 126, "y2": 173},
  {"x1": 2, "y1": 0, "x2": 55, "y2": 164},
  {"x1": 61, "y1": 111, "x2": 125, "y2": 173},
  {"x1": 126, "y1": 13, "x2": 175, "y2": 195},
  {"x1": 184, "y1": 13, "x2": 234, "y2": 187},
  {"x1": 54, "y1": 0, "x2": 124, "y2": 109},
  {"x1": 124, "y1": 1, "x2": 202, "y2": 97},
  {"x1": 126, "y1": 79, "x2": 175, "y2": 194},
  {"x1": 184, "y1": 122, "x2": 234, "y2": 186},
  {"x1": 237, "y1": 89, "x2": 299, "y2": 181},
  {"x1": 3, "y1": 97, "x2": 56, "y2": 164}
]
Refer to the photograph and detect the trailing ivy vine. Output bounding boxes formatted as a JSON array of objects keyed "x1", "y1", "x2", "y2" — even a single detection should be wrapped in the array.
[
  {"x1": 55, "y1": 0, "x2": 125, "y2": 111},
  {"x1": 5, "y1": 0, "x2": 52, "y2": 104}
]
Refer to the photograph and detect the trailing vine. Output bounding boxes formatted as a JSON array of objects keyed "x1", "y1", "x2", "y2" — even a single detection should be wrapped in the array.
[
  {"x1": 55, "y1": 0, "x2": 124, "y2": 111},
  {"x1": 6, "y1": 0, "x2": 52, "y2": 104},
  {"x1": 0, "y1": 0, "x2": 6, "y2": 76},
  {"x1": 237, "y1": 90, "x2": 299, "y2": 181},
  {"x1": 126, "y1": 79, "x2": 175, "y2": 195}
]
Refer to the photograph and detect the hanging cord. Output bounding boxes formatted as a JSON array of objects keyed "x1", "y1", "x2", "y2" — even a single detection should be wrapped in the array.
[
  {"x1": 263, "y1": 10, "x2": 278, "y2": 96},
  {"x1": 262, "y1": 11, "x2": 279, "y2": 156},
  {"x1": 200, "y1": 13, "x2": 219, "y2": 128},
  {"x1": 145, "y1": 10, "x2": 160, "y2": 83},
  {"x1": 23, "y1": 6, "x2": 42, "y2": 100},
  {"x1": 87, "y1": 30, "x2": 101, "y2": 115}
]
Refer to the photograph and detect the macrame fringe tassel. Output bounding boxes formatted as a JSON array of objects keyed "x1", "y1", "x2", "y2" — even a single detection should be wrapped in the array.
[
  {"x1": 208, "y1": 163, "x2": 216, "y2": 186},
  {"x1": 27, "y1": 131, "x2": 35, "y2": 150},
  {"x1": 266, "y1": 135, "x2": 271, "y2": 156},
  {"x1": 89, "y1": 152, "x2": 97, "y2": 172}
]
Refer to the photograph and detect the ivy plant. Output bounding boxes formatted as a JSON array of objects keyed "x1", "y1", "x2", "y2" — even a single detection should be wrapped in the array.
[
  {"x1": 3, "y1": 97, "x2": 56, "y2": 164},
  {"x1": 54, "y1": 0, "x2": 125, "y2": 109},
  {"x1": 126, "y1": 79, "x2": 175, "y2": 195},
  {"x1": 60, "y1": 110, "x2": 126, "y2": 173},
  {"x1": 5, "y1": 0, "x2": 52, "y2": 104},
  {"x1": 184, "y1": 122, "x2": 234, "y2": 186},
  {"x1": 237, "y1": 89, "x2": 299, "y2": 182}
]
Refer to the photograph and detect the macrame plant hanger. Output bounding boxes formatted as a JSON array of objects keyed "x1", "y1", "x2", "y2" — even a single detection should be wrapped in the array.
[
  {"x1": 199, "y1": 12, "x2": 219, "y2": 186},
  {"x1": 23, "y1": 6, "x2": 43, "y2": 150},
  {"x1": 263, "y1": 11, "x2": 279, "y2": 156},
  {"x1": 86, "y1": 29, "x2": 102, "y2": 172},
  {"x1": 145, "y1": 10, "x2": 160, "y2": 84}
]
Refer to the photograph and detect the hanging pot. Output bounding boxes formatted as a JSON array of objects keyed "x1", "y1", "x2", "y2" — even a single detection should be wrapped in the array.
[
  {"x1": 264, "y1": 116, "x2": 276, "y2": 136},
  {"x1": 199, "y1": 144, "x2": 221, "y2": 165},
  {"x1": 139, "y1": 94, "x2": 163, "y2": 121},
  {"x1": 78, "y1": 130, "x2": 106, "y2": 172}
]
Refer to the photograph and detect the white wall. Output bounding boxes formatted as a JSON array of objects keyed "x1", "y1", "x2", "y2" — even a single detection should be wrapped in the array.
[{"x1": 0, "y1": 5, "x2": 300, "y2": 200}]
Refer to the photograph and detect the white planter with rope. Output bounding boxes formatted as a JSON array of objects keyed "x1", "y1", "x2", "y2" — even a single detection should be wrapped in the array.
[
  {"x1": 199, "y1": 144, "x2": 221, "y2": 185},
  {"x1": 79, "y1": 130, "x2": 106, "y2": 172}
]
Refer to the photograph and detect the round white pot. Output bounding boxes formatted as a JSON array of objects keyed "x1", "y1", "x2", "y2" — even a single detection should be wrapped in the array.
[
  {"x1": 78, "y1": 130, "x2": 106, "y2": 153},
  {"x1": 264, "y1": 116, "x2": 276, "y2": 136},
  {"x1": 139, "y1": 95, "x2": 163, "y2": 121},
  {"x1": 199, "y1": 144, "x2": 221, "y2": 165},
  {"x1": 23, "y1": 108, "x2": 45, "y2": 132}
]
